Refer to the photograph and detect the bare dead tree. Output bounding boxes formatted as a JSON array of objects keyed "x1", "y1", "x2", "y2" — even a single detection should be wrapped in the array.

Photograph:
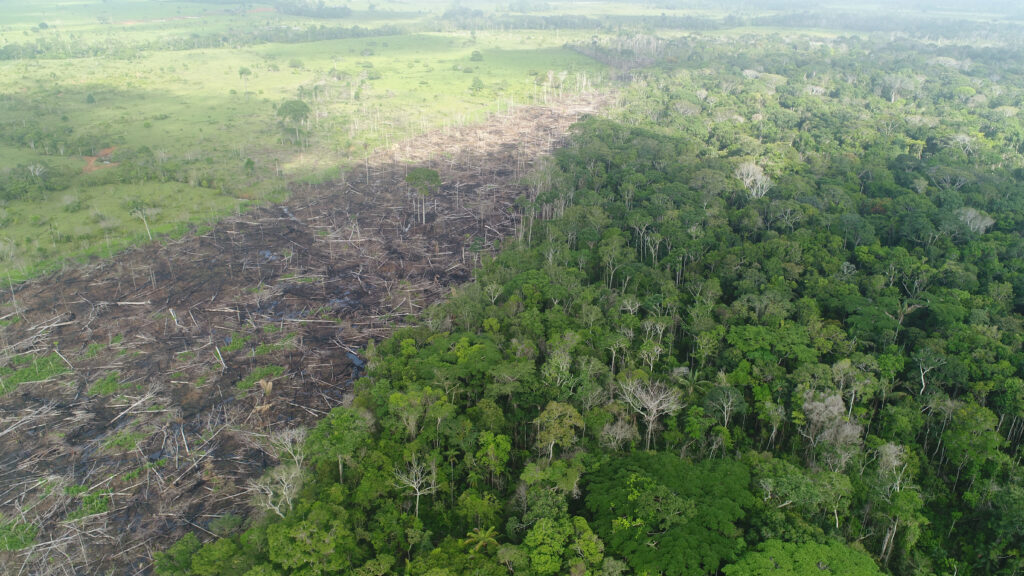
[
  {"x1": 617, "y1": 376, "x2": 684, "y2": 450},
  {"x1": 799, "y1": 393, "x2": 863, "y2": 473},
  {"x1": 928, "y1": 167, "x2": 968, "y2": 193},
  {"x1": 947, "y1": 133, "x2": 975, "y2": 156},
  {"x1": 956, "y1": 207, "x2": 995, "y2": 234},
  {"x1": 914, "y1": 343, "x2": 947, "y2": 396},
  {"x1": 882, "y1": 74, "x2": 914, "y2": 103},
  {"x1": 484, "y1": 283, "x2": 503, "y2": 305},
  {"x1": 600, "y1": 418, "x2": 639, "y2": 451},
  {"x1": 393, "y1": 455, "x2": 438, "y2": 518},
  {"x1": 735, "y1": 161, "x2": 772, "y2": 199},
  {"x1": 268, "y1": 427, "x2": 308, "y2": 469},
  {"x1": 706, "y1": 383, "x2": 745, "y2": 430},
  {"x1": 876, "y1": 443, "x2": 910, "y2": 501},
  {"x1": 248, "y1": 464, "x2": 303, "y2": 519},
  {"x1": 874, "y1": 442, "x2": 912, "y2": 565}
]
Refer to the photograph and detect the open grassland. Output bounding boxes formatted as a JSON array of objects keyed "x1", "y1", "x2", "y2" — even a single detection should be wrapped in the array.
[
  {"x1": 0, "y1": 0, "x2": 423, "y2": 38},
  {"x1": 0, "y1": 0, "x2": 604, "y2": 281}
]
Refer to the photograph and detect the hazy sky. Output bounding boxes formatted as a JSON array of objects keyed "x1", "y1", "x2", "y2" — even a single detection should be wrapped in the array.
[{"x1": 664, "y1": 0, "x2": 1023, "y2": 16}]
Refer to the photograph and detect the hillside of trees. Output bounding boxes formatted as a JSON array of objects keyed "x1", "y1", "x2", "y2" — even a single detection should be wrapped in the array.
[{"x1": 157, "y1": 30, "x2": 1024, "y2": 576}]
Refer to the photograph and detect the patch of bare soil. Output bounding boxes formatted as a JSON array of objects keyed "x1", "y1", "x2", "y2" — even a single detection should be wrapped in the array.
[
  {"x1": 0, "y1": 94, "x2": 606, "y2": 575},
  {"x1": 82, "y1": 147, "x2": 117, "y2": 174}
]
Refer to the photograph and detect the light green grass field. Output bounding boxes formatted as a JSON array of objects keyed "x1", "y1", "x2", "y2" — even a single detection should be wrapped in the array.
[
  {"x1": 0, "y1": 182, "x2": 245, "y2": 267},
  {"x1": 0, "y1": 0, "x2": 605, "y2": 280}
]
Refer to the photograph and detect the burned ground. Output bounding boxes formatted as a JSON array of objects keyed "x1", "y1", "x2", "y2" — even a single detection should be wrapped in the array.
[{"x1": 0, "y1": 96, "x2": 603, "y2": 575}]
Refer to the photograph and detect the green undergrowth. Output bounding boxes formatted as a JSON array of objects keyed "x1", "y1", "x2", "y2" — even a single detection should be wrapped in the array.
[
  {"x1": 0, "y1": 352, "x2": 70, "y2": 396},
  {"x1": 65, "y1": 492, "x2": 110, "y2": 522},
  {"x1": 103, "y1": 429, "x2": 147, "y2": 453},
  {"x1": 221, "y1": 332, "x2": 254, "y2": 353},
  {"x1": 235, "y1": 365, "x2": 285, "y2": 391},
  {"x1": 0, "y1": 185, "x2": 254, "y2": 283},
  {"x1": 0, "y1": 516, "x2": 37, "y2": 551},
  {"x1": 88, "y1": 371, "x2": 132, "y2": 395},
  {"x1": 254, "y1": 333, "x2": 297, "y2": 356},
  {"x1": 83, "y1": 342, "x2": 104, "y2": 359}
]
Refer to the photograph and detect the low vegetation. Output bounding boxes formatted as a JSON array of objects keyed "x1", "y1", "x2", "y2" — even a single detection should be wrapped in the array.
[
  {"x1": 87, "y1": 371, "x2": 130, "y2": 396},
  {"x1": 236, "y1": 365, "x2": 286, "y2": 392},
  {"x1": 0, "y1": 516, "x2": 37, "y2": 551},
  {"x1": 0, "y1": 353, "x2": 69, "y2": 396}
]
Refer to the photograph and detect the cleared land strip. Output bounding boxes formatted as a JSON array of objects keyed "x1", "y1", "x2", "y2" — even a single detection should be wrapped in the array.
[{"x1": 0, "y1": 94, "x2": 605, "y2": 575}]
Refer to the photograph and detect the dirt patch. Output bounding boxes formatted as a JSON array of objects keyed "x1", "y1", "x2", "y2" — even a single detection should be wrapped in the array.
[
  {"x1": 82, "y1": 146, "x2": 118, "y2": 174},
  {"x1": 0, "y1": 94, "x2": 606, "y2": 575}
]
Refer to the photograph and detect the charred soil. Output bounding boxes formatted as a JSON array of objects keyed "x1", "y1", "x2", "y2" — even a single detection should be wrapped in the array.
[{"x1": 0, "y1": 95, "x2": 604, "y2": 575}]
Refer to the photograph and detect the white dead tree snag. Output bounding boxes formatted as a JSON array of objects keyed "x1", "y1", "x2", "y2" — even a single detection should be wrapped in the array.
[
  {"x1": 617, "y1": 376, "x2": 684, "y2": 450},
  {"x1": 735, "y1": 161, "x2": 772, "y2": 199}
]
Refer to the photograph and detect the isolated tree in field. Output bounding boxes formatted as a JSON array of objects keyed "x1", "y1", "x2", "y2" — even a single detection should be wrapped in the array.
[
  {"x1": 618, "y1": 375, "x2": 684, "y2": 450},
  {"x1": 126, "y1": 199, "x2": 154, "y2": 240},
  {"x1": 735, "y1": 161, "x2": 772, "y2": 199},
  {"x1": 406, "y1": 167, "x2": 441, "y2": 224},
  {"x1": 277, "y1": 99, "x2": 310, "y2": 145},
  {"x1": 238, "y1": 66, "x2": 252, "y2": 98}
]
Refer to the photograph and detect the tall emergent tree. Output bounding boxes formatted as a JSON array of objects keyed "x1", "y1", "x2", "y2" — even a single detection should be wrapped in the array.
[
  {"x1": 238, "y1": 66, "x2": 252, "y2": 99},
  {"x1": 405, "y1": 167, "x2": 441, "y2": 224},
  {"x1": 277, "y1": 99, "x2": 311, "y2": 145}
]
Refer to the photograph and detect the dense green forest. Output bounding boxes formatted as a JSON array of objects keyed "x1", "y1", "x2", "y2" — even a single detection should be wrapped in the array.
[{"x1": 159, "y1": 29, "x2": 1024, "y2": 576}]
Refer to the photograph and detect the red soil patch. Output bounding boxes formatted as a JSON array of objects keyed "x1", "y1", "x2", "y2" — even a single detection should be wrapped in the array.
[{"x1": 82, "y1": 146, "x2": 118, "y2": 173}]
